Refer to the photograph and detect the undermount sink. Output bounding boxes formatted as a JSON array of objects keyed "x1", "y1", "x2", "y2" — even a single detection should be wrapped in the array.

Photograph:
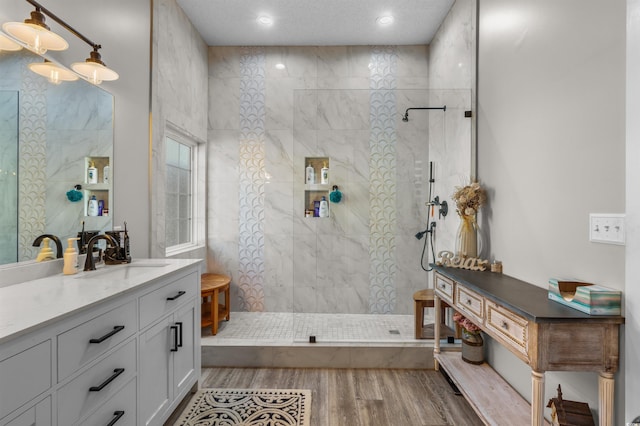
[{"x1": 77, "y1": 262, "x2": 170, "y2": 279}]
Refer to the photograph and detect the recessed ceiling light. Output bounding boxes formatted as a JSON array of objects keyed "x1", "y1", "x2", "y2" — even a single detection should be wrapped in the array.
[
  {"x1": 377, "y1": 15, "x2": 394, "y2": 26},
  {"x1": 257, "y1": 15, "x2": 274, "y2": 26},
  {"x1": 275, "y1": 63, "x2": 286, "y2": 70}
]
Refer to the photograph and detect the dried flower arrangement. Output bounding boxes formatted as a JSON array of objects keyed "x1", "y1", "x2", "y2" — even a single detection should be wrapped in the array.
[
  {"x1": 452, "y1": 181, "x2": 486, "y2": 217},
  {"x1": 453, "y1": 312, "x2": 481, "y2": 334}
]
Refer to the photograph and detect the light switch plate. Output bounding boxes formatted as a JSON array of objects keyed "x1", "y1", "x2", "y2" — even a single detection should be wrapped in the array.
[{"x1": 589, "y1": 213, "x2": 625, "y2": 245}]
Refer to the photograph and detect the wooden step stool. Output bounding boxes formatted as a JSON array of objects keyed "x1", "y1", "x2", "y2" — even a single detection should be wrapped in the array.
[
  {"x1": 201, "y1": 273, "x2": 231, "y2": 335},
  {"x1": 413, "y1": 289, "x2": 452, "y2": 339}
]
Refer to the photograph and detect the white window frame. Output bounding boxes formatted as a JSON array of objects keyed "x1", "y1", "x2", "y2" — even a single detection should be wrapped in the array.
[{"x1": 164, "y1": 123, "x2": 205, "y2": 256}]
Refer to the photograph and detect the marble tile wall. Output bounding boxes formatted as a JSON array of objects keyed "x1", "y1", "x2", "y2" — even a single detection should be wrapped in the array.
[
  {"x1": 0, "y1": 90, "x2": 18, "y2": 264},
  {"x1": 427, "y1": 0, "x2": 476, "y2": 265},
  {"x1": 208, "y1": 45, "x2": 440, "y2": 314},
  {"x1": 151, "y1": 0, "x2": 209, "y2": 261}
]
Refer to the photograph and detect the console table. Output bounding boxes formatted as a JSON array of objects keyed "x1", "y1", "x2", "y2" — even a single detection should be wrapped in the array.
[{"x1": 432, "y1": 266, "x2": 624, "y2": 426}]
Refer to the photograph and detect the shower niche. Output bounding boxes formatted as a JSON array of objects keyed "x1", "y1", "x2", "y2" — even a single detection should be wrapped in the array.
[{"x1": 304, "y1": 156, "x2": 330, "y2": 218}]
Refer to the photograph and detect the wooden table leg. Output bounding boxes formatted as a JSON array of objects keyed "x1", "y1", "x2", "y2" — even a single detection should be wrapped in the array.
[
  {"x1": 225, "y1": 284, "x2": 230, "y2": 321},
  {"x1": 212, "y1": 289, "x2": 219, "y2": 335},
  {"x1": 434, "y1": 293, "x2": 441, "y2": 370},
  {"x1": 531, "y1": 370, "x2": 545, "y2": 426},
  {"x1": 598, "y1": 371, "x2": 615, "y2": 426}
]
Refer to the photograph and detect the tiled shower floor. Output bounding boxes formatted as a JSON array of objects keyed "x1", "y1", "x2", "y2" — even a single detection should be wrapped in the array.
[{"x1": 201, "y1": 312, "x2": 437, "y2": 347}]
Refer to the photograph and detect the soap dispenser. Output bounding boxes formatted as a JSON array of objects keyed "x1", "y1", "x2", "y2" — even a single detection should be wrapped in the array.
[
  {"x1": 63, "y1": 237, "x2": 80, "y2": 275},
  {"x1": 36, "y1": 237, "x2": 55, "y2": 262}
]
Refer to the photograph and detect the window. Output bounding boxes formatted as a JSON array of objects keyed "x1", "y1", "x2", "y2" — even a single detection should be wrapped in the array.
[{"x1": 165, "y1": 126, "x2": 203, "y2": 255}]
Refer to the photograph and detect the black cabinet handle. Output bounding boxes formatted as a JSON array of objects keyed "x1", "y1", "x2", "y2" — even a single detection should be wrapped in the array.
[
  {"x1": 166, "y1": 291, "x2": 186, "y2": 301},
  {"x1": 89, "y1": 326, "x2": 125, "y2": 344},
  {"x1": 89, "y1": 368, "x2": 125, "y2": 392},
  {"x1": 176, "y1": 322, "x2": 183, "y2": 347},
  {"x1": 170, "y1": 325, "x2": 178, "y2": 352},
  {"x1": 106, "y1": 411, "x2": 125, "y2": 426}
]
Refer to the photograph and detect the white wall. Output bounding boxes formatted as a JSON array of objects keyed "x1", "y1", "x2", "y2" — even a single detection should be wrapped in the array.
[
  {"x1": 626, "y1": 1, "x2": 640, "y2": 422},
  {"x1": 4, "y1": 0, "x2": 153, "y2": 258},
  {"x1": 477, "y1": 0, "x2": 626, "y2": 423}
]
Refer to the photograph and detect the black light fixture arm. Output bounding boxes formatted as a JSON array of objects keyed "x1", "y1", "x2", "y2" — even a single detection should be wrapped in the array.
[
  {"x1": 402, "y1": 106, "x2": 447, "y2": 122},
  {"x1": 26, "y1": 0, "x2": 101, "y2": 51}
]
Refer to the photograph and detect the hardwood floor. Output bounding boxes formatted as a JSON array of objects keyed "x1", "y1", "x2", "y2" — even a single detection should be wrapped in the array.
[{"x1": 166, "y1": 367, "x2": 483, "y2": 426}]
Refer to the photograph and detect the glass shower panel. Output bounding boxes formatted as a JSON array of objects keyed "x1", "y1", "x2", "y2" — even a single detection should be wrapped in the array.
[
  {"x1": 290, "y1": 88, "x2": 472, "y2": 344},
  {"x1": 0, "y1": 91, "x2": 19, "y2": 265}
]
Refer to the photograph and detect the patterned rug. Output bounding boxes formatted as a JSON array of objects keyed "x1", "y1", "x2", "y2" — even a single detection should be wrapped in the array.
[{"x1": 175, "y1": 388, "x2": 312, "y2": 426}]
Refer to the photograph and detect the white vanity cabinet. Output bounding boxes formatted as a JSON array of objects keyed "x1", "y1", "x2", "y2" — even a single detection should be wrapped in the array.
[
  {"x1": 139, "y1": 272, "x2": 198, "y2": 426},
  {"x1": 0, "y1": 259, "x2": 202, "y2": 426}
]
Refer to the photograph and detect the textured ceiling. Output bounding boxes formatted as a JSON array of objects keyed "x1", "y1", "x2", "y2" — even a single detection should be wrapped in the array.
[{"x1": 177, "y1": 0, "x2": 455, "y2": 46}]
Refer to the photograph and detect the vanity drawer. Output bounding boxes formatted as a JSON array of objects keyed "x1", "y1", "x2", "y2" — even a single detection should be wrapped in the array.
[
  {"x1": 0, "y1": 340, "x2": 51, "y2": 420},
  {"x1": 57, "y1": 339, "x2": 136, "y2": 426},
  {"x1": 454, "y1": 285, "x2": 484, "y2": 322},
  {"x1": 76, "y1": 377, "x2": 136, "y2": 426},
  {"x1": 58, "y1": 300, "x2": 137, "y2": 382},
  {"x1": 434, "y1": 273, "x2": 454, "y2": 303},
  {"x1": 139, "y1": 271, "x2": 198, "y2": 329},
  {"x1": 485, "y1": 300, "x2": 529, "y2": 358},
  {"x1": 2, "y1": 397, "x2": 51, "y2": 426}
]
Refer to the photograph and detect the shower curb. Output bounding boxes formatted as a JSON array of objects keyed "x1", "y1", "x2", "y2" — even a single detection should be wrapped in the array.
[{"x1": 201, "y1": 344, "x2": 441, "y2": 369}]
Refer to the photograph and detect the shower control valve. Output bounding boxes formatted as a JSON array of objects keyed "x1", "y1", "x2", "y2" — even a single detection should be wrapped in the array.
[{"x1": 427, "y1": 196, "x2": 448, "y2": 219}]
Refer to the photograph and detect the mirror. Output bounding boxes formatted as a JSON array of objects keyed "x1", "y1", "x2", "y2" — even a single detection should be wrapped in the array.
[{"x1": 0, "y1": 47, "x2": 113, "y2": 266}]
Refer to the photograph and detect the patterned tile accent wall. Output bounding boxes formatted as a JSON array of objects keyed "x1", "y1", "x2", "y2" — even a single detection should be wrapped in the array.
[
  {"x1": 368, "y1": 46, "x2": 398, "y2": 313},
  {"x1": 238, "y1": 47, "x2": 266, "y2": 311},
  {"x1": 18, "y1": 60, "x2": 47, "y2": 261}
]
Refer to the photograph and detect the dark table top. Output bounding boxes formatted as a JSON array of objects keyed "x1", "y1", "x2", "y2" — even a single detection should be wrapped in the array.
[{"x1": 433, "y1": 265, "x2": 624, "y2": 323}]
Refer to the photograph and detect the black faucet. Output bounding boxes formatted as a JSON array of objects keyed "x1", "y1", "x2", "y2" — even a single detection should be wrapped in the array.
[
  {"x1": 32, "y1": 234, "x2": 63, "y2": 259},
  {"x1": 83, "y1": 234, "x2": 118, "y2": 271}
]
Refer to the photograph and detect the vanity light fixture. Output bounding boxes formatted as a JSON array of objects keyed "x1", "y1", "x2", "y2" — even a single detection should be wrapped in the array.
[
  {"x1": 72, "y1": 47, "x2": 119, "y2": 84},
  {"x1": 0, "y1": 32, "x2": 23, "y2": 51},
  {"x1": 376, "y1": 15, "x2": 394, "y2": 26},
  {"x1": 28, "y1": 59, "x2": 79, "y2": 84},
  {"x1": 3, "y1": 0, "x2": 118, "y2": 85},
  {"x1": 2, "y1": 5, "x2": 68, "y2": 54}
]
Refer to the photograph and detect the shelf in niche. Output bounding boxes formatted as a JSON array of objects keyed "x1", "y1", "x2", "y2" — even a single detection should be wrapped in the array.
[
  {"x1": 304, "y1": 156, "x2": 330, "y2": 218},
  {"x1": 83, "y1": 183, "x2": 110, "y2": 191}
]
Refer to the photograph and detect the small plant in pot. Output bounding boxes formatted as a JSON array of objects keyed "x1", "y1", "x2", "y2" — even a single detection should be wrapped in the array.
[{"x1": 453, "y1": 312, "x2": 484, "y2": 364}]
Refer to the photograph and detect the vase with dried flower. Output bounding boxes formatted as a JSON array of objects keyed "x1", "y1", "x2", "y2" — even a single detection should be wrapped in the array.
[
  {"x1": 453, "y1": 312, "x2": 484, "y2": 364},
  {"x1": 452, "y1": 181, "x2": 486, "y2": 258}
]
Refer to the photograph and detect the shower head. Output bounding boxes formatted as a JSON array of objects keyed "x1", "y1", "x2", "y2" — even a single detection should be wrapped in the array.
[
  {"x1": 401, "y1": 106, "x2": 447, "y2": 123},
  {"x1": 415, "y1": 230, "x2": 427, "y2": 240}
]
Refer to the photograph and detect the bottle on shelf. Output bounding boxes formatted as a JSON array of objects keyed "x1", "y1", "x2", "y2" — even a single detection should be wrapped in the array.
[
  {"x1": 87, "y1": 161, "x2": 98, "y2": 184},
  {"x1": 87, "y1": 195, "x2": 99, "y2": 216},
  {"x1": 319, "y1": 196, "x2": 329, "y2": 217},
  {"x1": 306, "y1": 163, "x2": 315, "y2": 184},
  {"x1": 321, "y1": 162, "x2": 329, "y2": 184}
]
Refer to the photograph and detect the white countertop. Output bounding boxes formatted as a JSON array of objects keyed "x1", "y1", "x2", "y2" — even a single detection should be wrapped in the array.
[{"x1": 0, "y1": 258, "x2": 202, "y2": 345}]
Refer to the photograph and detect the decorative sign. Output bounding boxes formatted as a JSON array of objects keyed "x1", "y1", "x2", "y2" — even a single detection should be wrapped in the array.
[{"x1": 436, "y1": 250, "x2": 489, "y2": 271}]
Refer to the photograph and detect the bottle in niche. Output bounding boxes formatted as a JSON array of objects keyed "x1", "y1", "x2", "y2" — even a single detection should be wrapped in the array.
[
  {"x1": 87, "y1": 161, "x2": 98, "y2": 184},
  {"x1": 319, "y1": 196, "x2": 329, "y2": 217},
  {"x1": 87, "y1": 195, "x2": 99, "y2": 216},
  {"x1": 321, "y1": 162, "x2": 329, "y2": 184},
  {"x1": 306, "y1": 163, "x2": 315, "y2": 184},
  {"x1": 103, "y1": 165, "x2": 110, "y2": 184}
]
